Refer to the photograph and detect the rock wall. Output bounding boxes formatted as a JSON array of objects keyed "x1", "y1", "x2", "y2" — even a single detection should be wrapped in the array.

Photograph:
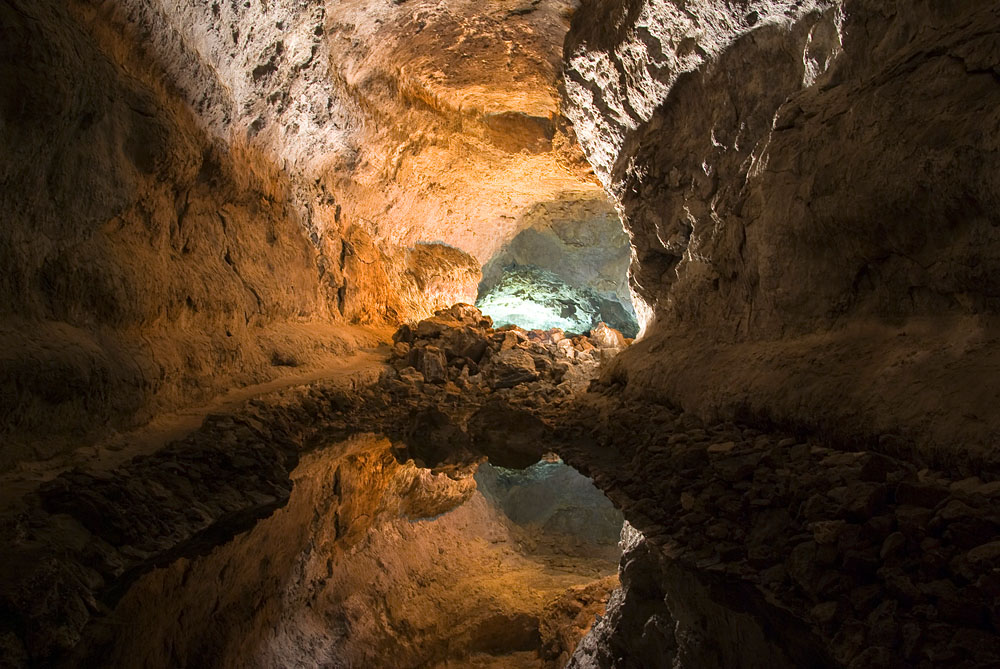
[
  {"x1": 0, "y1": 0, "x2": 347, "y2": 469},
  {"x1": 563, "y1": 0, "x2": 1000, "y2": 463},
  {"x1": 479, "y1": 197, "x2": 633, "y2": 311},
  {"x1": 556, "y1": 387, "x2": 1000, "y2": 668},
  {"x1": 60, "y1": 0, "x2": 604, "y2": 263},
  {"x1": 1, "y1": 0, "x2": 612, "y2": 468}
]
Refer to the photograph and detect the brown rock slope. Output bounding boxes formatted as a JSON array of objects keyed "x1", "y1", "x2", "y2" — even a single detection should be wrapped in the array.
[{"x1": 0, "y1": 0, "x2": 365, "y2": 468}]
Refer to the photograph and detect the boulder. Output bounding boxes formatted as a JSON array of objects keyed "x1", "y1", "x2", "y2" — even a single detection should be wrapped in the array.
[
  {"x1": 440, "y1": 326, "x2": 489, "y2": 363},
  {"x1": 440, "y1": 303, "x2": 485, "y2": 326},
  {"x1": 397, "y1": 366, "x2": 425, "y2": 387},
  {"x1": 488, "y1": 348, "x2": 539, "y2": 389},
  {"x1": 392, "y1": 323, "x2": 415, "y2": 344},
  {"x1": 419, "y1": 346, "x2": 448, "y2": 384},
  {"x1": 415, "y1": 316, "x2": 460, "y2": 339},
  {"x1": 589, "y1": 322, "x2": 625, "y2": 349}
]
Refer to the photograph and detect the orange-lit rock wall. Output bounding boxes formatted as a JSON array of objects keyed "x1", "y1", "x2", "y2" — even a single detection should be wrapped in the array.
[{"x1": 0, "y1": 0, "x2": 606, "y2": 467}]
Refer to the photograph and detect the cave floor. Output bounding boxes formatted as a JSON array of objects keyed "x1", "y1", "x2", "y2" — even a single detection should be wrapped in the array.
[{"x1": 0, "y1": 332, "x2": 392, "y2": 512}]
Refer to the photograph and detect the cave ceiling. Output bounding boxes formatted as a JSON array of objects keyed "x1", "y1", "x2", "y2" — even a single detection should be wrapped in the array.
[{"x1": 107, "y1": 0, "x2": 607, "y2": 263}]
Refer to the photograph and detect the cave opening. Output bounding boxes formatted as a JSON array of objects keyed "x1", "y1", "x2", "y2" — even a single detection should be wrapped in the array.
[{"x1": 475, "y1": 199, "x2": 639, "y2": 338}]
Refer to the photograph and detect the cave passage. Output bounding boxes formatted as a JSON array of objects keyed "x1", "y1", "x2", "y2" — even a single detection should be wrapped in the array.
[
  {"x1": 5, "y1": 0, "x2": 1000, "y2": 667},
  {"x1": 476, "y1": 266, "x2": 639, "y2": 338},
  {"x1": 475, "y1": 199, "x2": 639, "y2": 338}
]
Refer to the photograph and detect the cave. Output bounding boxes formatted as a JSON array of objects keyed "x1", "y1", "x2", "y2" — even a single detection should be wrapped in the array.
[{"x1": 2, "y1": 1, "x2": 1000, "y2": 668}]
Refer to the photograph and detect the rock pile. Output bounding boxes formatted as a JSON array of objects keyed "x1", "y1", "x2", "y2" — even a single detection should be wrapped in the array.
[{"x1": 386, "y1": 303, "x2": 628, "y2": 400}]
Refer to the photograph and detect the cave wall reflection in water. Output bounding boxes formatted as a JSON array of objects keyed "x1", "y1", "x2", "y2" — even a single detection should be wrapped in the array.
[
  {"x1": 98, "y1": 435, "x2": 622, "y2": 669},
  {"x1": 477, "y1": 457, "x2": 625, "y2": 558}
]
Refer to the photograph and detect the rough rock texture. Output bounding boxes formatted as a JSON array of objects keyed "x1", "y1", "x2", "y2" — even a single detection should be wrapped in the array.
[
  {"x1": 478, "y1": 196, "x2": 636, "y2": 328},
  {"x1": 557, "y1": 384, "x2": 1000, "y2": 668},
  {"x1": 387, "y1": 304, "x2": 629, "y2": 434},
  {"x1": 563, "y1": 0, "x2": 1000, "y2": 463},
  {"x1": 568, "y1": 523, "x2": 677, "y2": 669},
  {"x1": 0, "y1": 0, "x2": 339, "y2": 467},
  {"x1": 559, "y1": 4, "x2": 1000, "y2": 663},
  {"x1": 1, "y1": 0, "x2": 616, "y2": 469},
  {"x1": 480, "y1": 198, "x2": 630, "y2": 299},
  {"x1": 477, "y1": 266, "x2": 639, "y2": 337},
  {"x1": 5, "y1": 301, "x2": 1000, "y2": 667},
  {"x1": 41, "y1": 0, "x2": 603, "y2": 262}
]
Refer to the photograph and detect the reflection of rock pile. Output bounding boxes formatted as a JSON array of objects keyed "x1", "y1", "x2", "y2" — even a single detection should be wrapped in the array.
[
  {"x1": 476, "y1": 267, "x2": 638, "y2": 337},
  {"x1": 476, "y1": 460, "x2": 624, "y2": 557}
]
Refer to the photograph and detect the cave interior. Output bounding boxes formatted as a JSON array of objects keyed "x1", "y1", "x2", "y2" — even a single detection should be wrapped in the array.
[{"x1": 2, "y1": 0, "x2": 1000, "y2": 668}]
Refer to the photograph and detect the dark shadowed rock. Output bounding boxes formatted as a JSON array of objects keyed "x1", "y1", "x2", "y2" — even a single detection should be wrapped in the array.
[
  {"x1": 488, "y1": 348, "x2": 540, "y2": 389},
  {"x1": 467, "y1": 401, "x2": 550, "y2": 469}
]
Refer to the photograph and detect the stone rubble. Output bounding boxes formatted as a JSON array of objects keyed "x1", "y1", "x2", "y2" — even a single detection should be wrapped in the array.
[{"x1": 388, "y1": 303, "x2": 625, "y2": 400}]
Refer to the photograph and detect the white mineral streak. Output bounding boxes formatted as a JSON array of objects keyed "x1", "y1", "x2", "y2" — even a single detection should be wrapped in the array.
[
  {"x1": 121, "y1": 0, "x2": 355, "y2": 171},
  {"x1": 801, "y1": 6, "x2": 845, "y2": 88}
]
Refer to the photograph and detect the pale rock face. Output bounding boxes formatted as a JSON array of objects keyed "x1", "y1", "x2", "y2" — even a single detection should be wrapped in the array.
[
  {"x1": 476, "y1": 266, "x2": 638, "y2": 337},
  {"x1": 563, "y1": 0, "x2": 836, "y2": 189},
  {"x1": 479, "y1": 196, "x2": 636, "y2": 323},
  {"x1": 589, "y1": 322, "x2": 626, "y2": 350},
  {"x1": 99, "y1": 0, "x2": 606, "y2": 262}
]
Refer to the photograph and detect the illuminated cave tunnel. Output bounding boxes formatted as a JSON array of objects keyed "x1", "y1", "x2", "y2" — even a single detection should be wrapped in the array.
[{"x1": 475, "y1": 200, "x2": 639, "y2": 338}]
